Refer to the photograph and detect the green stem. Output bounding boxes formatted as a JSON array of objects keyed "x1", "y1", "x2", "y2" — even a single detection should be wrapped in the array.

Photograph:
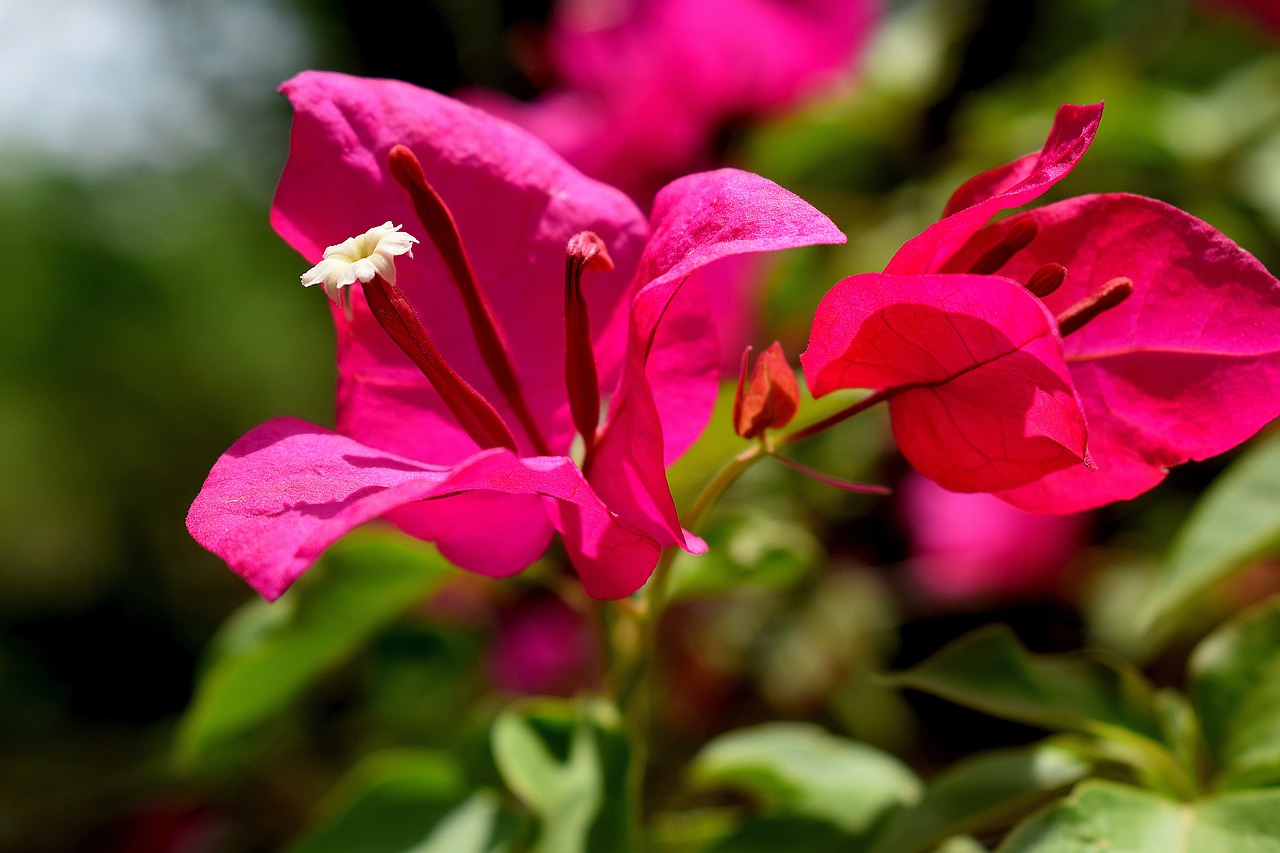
[
  {"x1": 617, "y1": 442, "x2": 767, "y2": 850},
  {"x1": 615, "y1": 389, "x2": 890, "y2": 849}
]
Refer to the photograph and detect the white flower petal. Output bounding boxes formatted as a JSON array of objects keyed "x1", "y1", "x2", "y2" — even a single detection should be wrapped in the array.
[{"x1": 299, "y1": 222, "x2": 420, "y2": 296}]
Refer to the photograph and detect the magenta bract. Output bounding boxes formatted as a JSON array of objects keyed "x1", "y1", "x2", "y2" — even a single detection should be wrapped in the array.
[
  {"x1": 187, "y1": 72, "x2": 843, "y2": 600},
  {"x1": 803, "y1": 272, "x2": 1089, "y2": 492},
  {"x1": 807, "y1": 100, "x2": 1280, "y2": 511},
  {"x1": 963, "y1": 194, "x2": 1280, "y2": 512}
]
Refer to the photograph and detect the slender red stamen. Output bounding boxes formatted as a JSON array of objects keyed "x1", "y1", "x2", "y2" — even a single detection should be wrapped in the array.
[
  {"x1": 363, "y1": 273, "x2": 518, "y2": 452},
  {"x1": 1056, "y1": 276, "x2": 1133, "y2": 336},
  {"x1": 564, "y1": 232, "x2": 612, "y2": 466},
  {"x1": 1026, "y1": 263, "x2": 1068, "y2": 298},
  {"x1": 388, "y1": 145, "x2": 551, "y2": 455},
  {"x1": 966, "y1": 219, "x2": 1038, "y2": 275}
]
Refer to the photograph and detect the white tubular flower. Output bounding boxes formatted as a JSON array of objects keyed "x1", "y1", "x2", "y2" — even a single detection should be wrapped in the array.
[{"x1": 300, "y1": 222, "x2": 419, "y2": 315}]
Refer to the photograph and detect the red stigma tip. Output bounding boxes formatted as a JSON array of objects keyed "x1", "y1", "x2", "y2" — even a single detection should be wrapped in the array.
[
  {"x1": 564, "y1": 233, "x2": 611, "y2": 465},
  {"x1": 1026, "y1": 263, "x2": 1068, "y2": 298},
  {"x1": 567, "y1": 231, "x2": 613, "y2": 272},
  {"x1": 1057, "y1": 276, "x2": 1134, "y2": 336}
]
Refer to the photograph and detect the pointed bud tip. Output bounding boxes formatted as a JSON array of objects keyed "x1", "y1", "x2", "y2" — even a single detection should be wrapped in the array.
[{"x1": 734, "y1": 342, "x2": 800, "y2": 439}]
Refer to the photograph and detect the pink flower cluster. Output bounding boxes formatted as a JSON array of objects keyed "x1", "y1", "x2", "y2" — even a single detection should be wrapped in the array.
[
  {"x1": 803, "y1": 102, "x2": 1280, "y2": 514},
  {"x1": 186, "y1": 71, "x2": 842, "y2": 601},
  {"x1": 188, "y1": 78, "x2": 1280, "y2": 605}
]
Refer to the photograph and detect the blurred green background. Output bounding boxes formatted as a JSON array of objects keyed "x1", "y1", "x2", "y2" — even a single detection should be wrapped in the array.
[{"x1": 2, "y1": 0, "x2": 1278, "y2": 850}]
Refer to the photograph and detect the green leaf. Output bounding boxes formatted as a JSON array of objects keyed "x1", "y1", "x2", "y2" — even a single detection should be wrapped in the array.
[
  {"x1": 1140, "y1": 432, "x2": 1280, "y2": 639},
  {"x1": 1190, "y1": 594, "x2": 1280, "y2": 788},
  {"x1": 888, "y1": 627, "x2": 1193, "y2": 798},
  {"x1": 492, "y1": 698, "x2": 629, "y2": 853},
  {"x1": 176, "y1": 529, "x2": 456, "y2": 768},
  {"x1": 689, "y1": 722, "x2": 921, "y2": 835},
  {"x1": 997, "y1": 781, "x2": 1280, "y2": 852},
  {"x1": 708, "y1": 816, "x2": 871, "y2": 853},
  {"x1": 936, "y1": 838, "x2": 990, "y2": 853},
  {"x1": 409, "y1": 791, "x2": 522, "y2": 853},
  {"x1": 871, "y1": 740, "x2": 1093, "y2": 853},
  {"x1": 287, "y1": 750, "x2": 464, "y2": 853},
  {"x1": 889, "y1": 626, "x2": 1165, "y2": 745},
  {"x1": 1153, "y1": 690, "x2": 1205, "y2": 791}
]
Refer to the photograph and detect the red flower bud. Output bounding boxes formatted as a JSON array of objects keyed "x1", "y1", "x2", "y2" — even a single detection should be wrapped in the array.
[{"x1": 733, "y1": 342, "x2": 800, "y2": 439}]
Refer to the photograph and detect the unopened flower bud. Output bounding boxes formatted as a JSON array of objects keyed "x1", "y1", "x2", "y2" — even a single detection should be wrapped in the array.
[{"x1": 733, "y1": 342, "x2": 800, "y2": 439}]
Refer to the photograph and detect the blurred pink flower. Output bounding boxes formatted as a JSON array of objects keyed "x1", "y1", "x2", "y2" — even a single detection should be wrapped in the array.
[
  {"x1": 900, "y1": 472, "x2": 1087, "y2": 603},
  {"x1": 472, "y1": 0, "x2": 881, "y2": 203},
  {"x1": 187, "y1": 72, "x2": 843, "y2": 601},
  {"x1": 467, "y1": 0, "x2": 880, "y2": 365},
  {"x1": 487, "y1": 594, "x2": 601, "y2": 696}
]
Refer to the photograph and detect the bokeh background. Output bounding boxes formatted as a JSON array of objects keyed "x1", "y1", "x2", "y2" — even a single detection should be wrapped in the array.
[{"x1": 3, "y1": 0, "x2": 1279, "y2": 849}]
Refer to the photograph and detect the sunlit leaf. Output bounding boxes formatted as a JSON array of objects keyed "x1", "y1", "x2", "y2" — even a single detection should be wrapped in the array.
[
  {"x1": 409, "y1": 791, "x2": 522, "y2": 853},
  {"x1": 689, "y1": 722, "x2": 920, "y2": 834},
  {"x1": 997, "y1": 781, "x2": 1280, "y2": 852},
  {"x1": 176, "y1": 529, "x2": 455, "y2": 768},
  {"x1": 871, "y1": 740, "x2": 1093, "y2": 853},
  {"x1": 491, "y1": 698, "x2": 629, "y2": 853},
  {"x1": 1190, "y1": 594, "x2": 1280, "y2": 789},
  {"x1": 1141, "y1": 431, "x2": 1280, "y2": 639}
]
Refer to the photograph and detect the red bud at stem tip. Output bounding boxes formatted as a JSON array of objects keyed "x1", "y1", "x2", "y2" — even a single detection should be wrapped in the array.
[
  {"x1": 734, "y1": 342, "x2": 800, "y2": 439},
  {"x1": 388, "y1": 144, "x2": 551, "y2": 455},
  {"x1": 966, "y1": 219, "x2": 1038, "y2": 275},
  {"x1": 564, "y1": 232, "x2": 610, "y2": 466},
  {"x1": 364, "y1": 274, "x2": 518, "y2": 452},
  {"x1": 1056, "y1": 276, "x2": 1134, "y2": 336}
]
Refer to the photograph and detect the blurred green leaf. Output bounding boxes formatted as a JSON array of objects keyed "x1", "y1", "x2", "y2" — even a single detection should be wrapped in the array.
[
  {"x1": 887, "y1": 627, "x2": 1200, "y2": 797},
  {"x1": 1141, "y1": 432, "x2": 1280, "y2": 640},
  {"x1": 288, "y1": 749, "x2": 463, "y2": 853},
  {"x1": 997, "y1": 781, "x2": 1280, "y2": 852},
  {"x1": 650, "y1": 808, "x2": 740, "y2": 852},
  {"x1": 936, "y1": 838, "x2": 989, "y2": 853},
  {"x1": 492, "y1": 698, "x2": 628, "y2": 853},
  {"x1": 889, "y1": 626, "x2": 1165, "y2": 745},
  {"x1": 176, "y1": 530, "x2": 456, "y2": 767},
  {"x1": 1190, "y1": 594, "x2": 1280, "y2": 789},
  {"x1": 1154, "y1": 691, "x2": 1205, "y2": 792},
  {"x1": 689, "y1": 722, "x2": 920, "y2": 835},
  {"x1": 667, "y1": 512, "x2": 820, "y2": 602},
  {"x1": 410, "y1": 791, "x2": 522, "y2": 853},
  {"x1": 708, "y1": 815, "x2": 871, "y2": 853},
  {"x1": 871, "y1": 741, "x2": 1093, "y2": 853}
]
